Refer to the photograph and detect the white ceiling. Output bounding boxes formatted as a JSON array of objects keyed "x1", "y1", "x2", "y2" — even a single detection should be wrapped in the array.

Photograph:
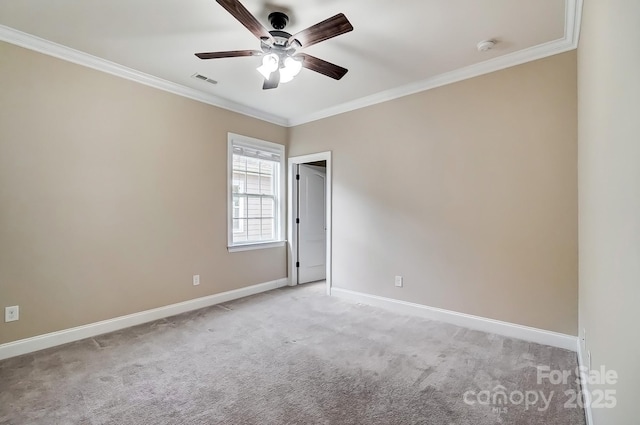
[{"x1": 0, "y1": 0, "x2": 579, "y2": 126}]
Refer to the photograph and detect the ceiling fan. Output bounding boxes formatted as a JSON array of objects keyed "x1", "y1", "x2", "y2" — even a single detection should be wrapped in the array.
[{"x1": 195, "y1": 0, "x2": 353, "y2": 90}]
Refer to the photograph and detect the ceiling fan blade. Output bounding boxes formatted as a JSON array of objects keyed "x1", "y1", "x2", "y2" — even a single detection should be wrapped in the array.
[
  {"x1": 216, "y1": 0, "x2": 274, "y2": 42},
  {"x1": 195, "y1": 50, "x2": 261, "y2": 59},
  {"x1": 263, "y1": 70, "x2": 280, "y2": 90},
  {"x1": 288, "y1": 13, "x2": 353, "y2": 49},
  {"x1": 297, "y1": 54, "x2": 348, "y2": 80}
]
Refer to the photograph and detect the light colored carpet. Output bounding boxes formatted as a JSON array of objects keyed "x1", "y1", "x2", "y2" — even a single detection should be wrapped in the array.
[{"x1": 0, "y1": 283, "x2": 585, "y2": 424}]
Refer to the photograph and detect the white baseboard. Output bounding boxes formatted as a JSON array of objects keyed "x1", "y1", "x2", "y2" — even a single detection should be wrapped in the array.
[
  {"x1": 576, "y1": 339, "x2": 595, "y2": 425},
  {"x1": 0, "y1": 278, "x2": 288, "y2": 361},
  {"x1": 331, "y1": 287, "x2": 578, "y2": 351}
]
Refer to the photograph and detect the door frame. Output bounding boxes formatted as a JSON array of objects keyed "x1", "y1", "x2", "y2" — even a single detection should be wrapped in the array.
[{"x1": 287, "y1": 151, "x2": 332, "y2": 295}]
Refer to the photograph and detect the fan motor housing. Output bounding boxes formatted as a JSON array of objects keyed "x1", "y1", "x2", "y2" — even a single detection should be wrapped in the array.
[{"x1": 267, "y1": 30, "x2": 292, "y2": 47}]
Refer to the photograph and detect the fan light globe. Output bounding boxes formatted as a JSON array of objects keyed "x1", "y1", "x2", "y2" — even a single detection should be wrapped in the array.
[
  {"x1": 280, "y1": 57, "x2": 303, "y2": 83},
  {"x1": 257, "y1": 53, "x2": 279, "y2": 79}
]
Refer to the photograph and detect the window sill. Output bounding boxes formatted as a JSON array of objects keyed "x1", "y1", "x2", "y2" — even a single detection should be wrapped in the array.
[{"x1": 228, "y1": 241, "x2": 286, "y2": 253}]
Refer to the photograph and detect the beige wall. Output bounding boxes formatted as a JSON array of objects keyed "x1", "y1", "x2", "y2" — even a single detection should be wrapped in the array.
[
  {"x1": 0, "y1": 41, "x2": 287, "y2": 344},
  {"x1": 290, "y1": 52, "x2": 578, "y2": 334},
  {"x1": 578, "y1": 1, "x2": 640, "y2": 423},
  {"x1": 0, "y1": 39, "x2": 580, "y2": 344}
]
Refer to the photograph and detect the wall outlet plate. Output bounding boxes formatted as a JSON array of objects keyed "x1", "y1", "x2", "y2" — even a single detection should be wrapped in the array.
[
  {"x1": 394, "y1": 276, "x2": 403, "y2": 287},
  {"x1": 193, "y1": 275, "x2": 200, "y2": 286},
  {"x1": 5, "y1": 306, "x2": 19, "y2": 322}
]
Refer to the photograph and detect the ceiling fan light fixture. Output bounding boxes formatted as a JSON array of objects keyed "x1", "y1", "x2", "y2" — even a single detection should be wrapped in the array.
[
  {"x1": 257, "y1": 53, "x2": 279, "y2": 79},
  {"x1": 280, "y1": 57, "x2": 303, "y2": 83},
  {"x1": 197, "y1": 0, "x2": 353, "y2": 90}
]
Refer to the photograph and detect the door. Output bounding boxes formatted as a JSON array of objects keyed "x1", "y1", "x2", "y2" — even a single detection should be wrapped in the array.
[{"x1": 297, "y1": 164, "x2": 326, "y2": 284}]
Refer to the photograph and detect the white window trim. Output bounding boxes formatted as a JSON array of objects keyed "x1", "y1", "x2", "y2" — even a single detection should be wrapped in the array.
[
  {"x1": 228, "y1": 241, "x2": 285, "y2": 253},
  {"x1": 227, "y1": 133, "x2": 285, "y2": 251}
]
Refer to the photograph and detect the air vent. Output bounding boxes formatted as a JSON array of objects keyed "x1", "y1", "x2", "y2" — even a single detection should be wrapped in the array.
[{"x1": 191, "y1": 73, "x2": 218, "y2": 85}]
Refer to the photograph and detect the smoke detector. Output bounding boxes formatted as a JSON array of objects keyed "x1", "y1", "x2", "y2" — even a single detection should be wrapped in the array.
[{"x1": 477, "y1": 39, "x2": 497, "y2": 52}]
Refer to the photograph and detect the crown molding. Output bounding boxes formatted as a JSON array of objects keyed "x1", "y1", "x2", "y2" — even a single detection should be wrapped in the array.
[
  {"x1": 0, "y1": 25, "x2": 288, "y2": 127},
  {"x1": 287, "y1": 0, "x2": 583, "y2": 126},
  {"x1": 0, "y1": 0, "x2": 582, "y2": 128}
]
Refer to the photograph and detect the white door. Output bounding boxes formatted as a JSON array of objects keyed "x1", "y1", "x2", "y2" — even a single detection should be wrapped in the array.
[{"x1": 297, "y1": 164, "x2": 326, "y2": 284}]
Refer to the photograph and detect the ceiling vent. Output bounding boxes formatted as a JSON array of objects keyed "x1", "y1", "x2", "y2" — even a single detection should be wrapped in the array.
[{"x1": 191, "y1": 73, "x2": 218, "y2": 85}]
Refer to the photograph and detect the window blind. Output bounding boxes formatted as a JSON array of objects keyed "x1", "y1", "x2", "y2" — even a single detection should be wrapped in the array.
[{"x1": 232, "y1": 145, "x2": 281, "y2": 162}]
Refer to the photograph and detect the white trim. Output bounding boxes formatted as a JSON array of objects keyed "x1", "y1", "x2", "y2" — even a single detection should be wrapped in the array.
[
  {"x1": 331, "y1": 288, "x2": 578, "y2": 351},
  {"x1": 576, "y1": 339, "x2": 595, "y2": 425},
  {"x1": 287, "y1": 0, "x2": 583, "y2": 126},
  {"x1": 288, "y1": 152, "x2": 332, "y2": 296},
  {"x1": 568, "y1": 0, "x2": 584, "y2": 49},
  {"x1": 1, "y1": 1, "x2": 582, "y2": 128},
  {"x1": 0, "y1": 278, "x2": 288, "y2": 361},
  {"x1": 227, "y1": 240, "x2": 285, "y2": 252},
  {"x1": 0, "y1": 25, "x2": 287, "y2": 127}
]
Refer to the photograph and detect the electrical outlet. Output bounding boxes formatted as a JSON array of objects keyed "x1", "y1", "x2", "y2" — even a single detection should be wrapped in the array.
[
  {"x1": 5, "y1": 306, "x2": 19, "y2": 322},
  {"x1": 394, "y1": 276, "x2": 403, "y2": 287},
  {"x1": 193, "y1": 275, "x2": 200, "y2": 286}
]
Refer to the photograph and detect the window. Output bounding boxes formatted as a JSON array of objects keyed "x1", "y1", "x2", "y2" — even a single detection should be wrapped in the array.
[{"x1": 228, "y1": 133, "x2": 284, "y2": 250}]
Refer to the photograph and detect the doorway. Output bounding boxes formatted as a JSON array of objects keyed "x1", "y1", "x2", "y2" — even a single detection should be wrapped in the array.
[{"x1": 288, "y1": 152, "x2": 332, "y2": 295}]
